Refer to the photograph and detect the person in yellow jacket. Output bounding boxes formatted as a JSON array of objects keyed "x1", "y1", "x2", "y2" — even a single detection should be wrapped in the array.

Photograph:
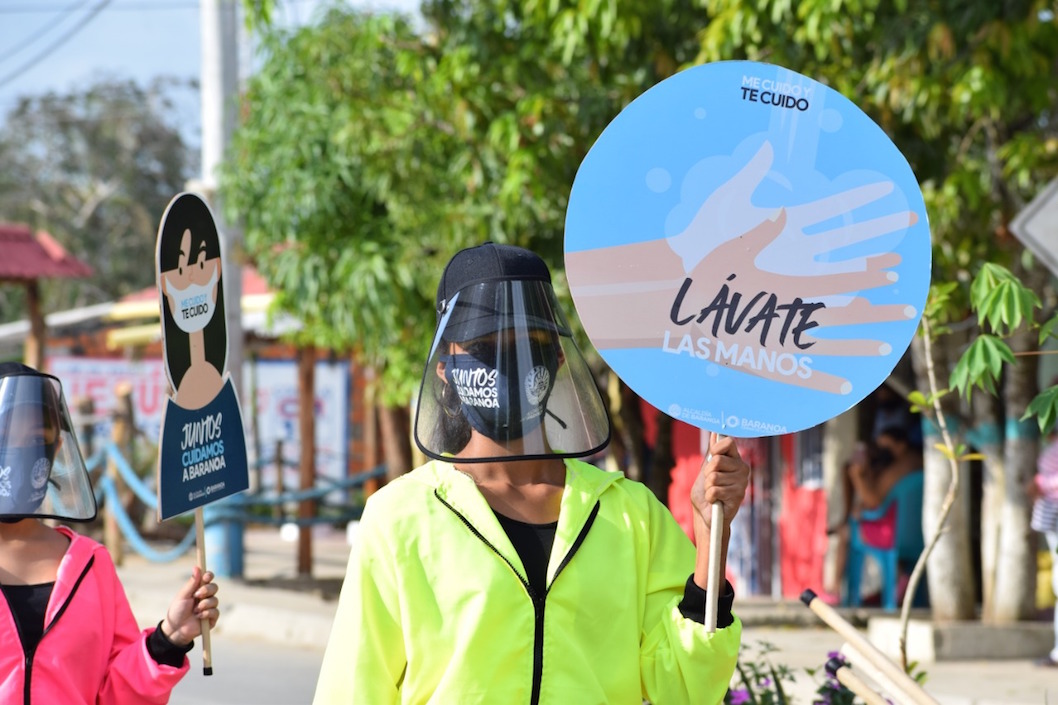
[{"x1": 314, "y1": 243, "x2": 749, "y2": 704}]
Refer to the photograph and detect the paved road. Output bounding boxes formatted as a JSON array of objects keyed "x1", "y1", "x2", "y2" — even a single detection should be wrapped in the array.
[
  {"x1": 169, "y1": 633, "x2": 324, "y2": 705},
  {"x1": 116, "y1": 527, "x2": 1057, "y2": 705}
]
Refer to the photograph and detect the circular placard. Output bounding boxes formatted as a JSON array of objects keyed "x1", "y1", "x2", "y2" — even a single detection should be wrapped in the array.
[{"x1": 564, "y1": 61, "x2": 931, "y2": 437}]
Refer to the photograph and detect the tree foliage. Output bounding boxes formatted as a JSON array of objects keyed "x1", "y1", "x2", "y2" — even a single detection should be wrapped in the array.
[
  {"x1": 225, "y1": 0, "x2": 713, "y2": 402},
  {"x1": 702, "y1": 2, "x2": 1058, "y2": 426},
  {"x1": 0, "y1": 78, "x2": 194, "y2": 320},
  {"x1": 230, "y1": 1, "x2": 1058, "y2": 411}
]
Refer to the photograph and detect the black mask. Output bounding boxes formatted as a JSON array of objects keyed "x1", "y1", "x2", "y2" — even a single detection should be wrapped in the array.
[
  {"x1": 441, "y1": 339, "x2": 560, "y2": 442},
  {"x1": 869, "y1": 447, "x2": 895, "y2": 472}
]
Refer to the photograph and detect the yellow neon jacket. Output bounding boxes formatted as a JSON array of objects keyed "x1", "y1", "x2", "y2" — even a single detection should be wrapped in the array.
[{"x1": 313, "y1": 458, "x2": 740, "y2": 704}]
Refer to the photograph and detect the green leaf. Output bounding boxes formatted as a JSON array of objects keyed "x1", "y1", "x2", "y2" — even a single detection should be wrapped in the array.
[
  {"x1": 971, "y1": 263, "x2": 1040, "y2": 334},
  {"x1": 950, "y1": 334, "x2": 1015, "y2": 400},
  {"x1": 1024, "y1": 385, "x2": 1058, "y2": 436},
  {"x1": 1039, "y1": 315, "x2": 1058, "y2": 345}
]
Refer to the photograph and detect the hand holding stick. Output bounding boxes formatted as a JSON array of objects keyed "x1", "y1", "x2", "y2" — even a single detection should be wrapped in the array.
[
  {"x1": 693, "y1": 433, "x2": 750, "y2": 633},
  {"x1": 195, "y1": 509, "x2": 214, "y2": 675}
]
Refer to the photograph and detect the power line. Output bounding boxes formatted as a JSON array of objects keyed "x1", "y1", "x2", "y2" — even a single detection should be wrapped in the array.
[
  {"x1": 0, "y1": 0, "x2": 113, "y2": 90},
  {"x1": 0, "y1": 0, "x2": 324, "y2": 12},
  {"x1": 0, "y1": 0, "x2": 92, "y2": 65},
  {"x1": 0, "y1": 1, "x2": 194, "y2": 12}
]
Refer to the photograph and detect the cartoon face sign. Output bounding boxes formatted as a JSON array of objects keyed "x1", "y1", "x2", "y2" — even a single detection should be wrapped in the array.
[
  {"x1": 161, "y1": 228, "x2": 221, "y2": 334},
  {"x1": 155, "y1": 192, "x2": 228, "y2": 405}
]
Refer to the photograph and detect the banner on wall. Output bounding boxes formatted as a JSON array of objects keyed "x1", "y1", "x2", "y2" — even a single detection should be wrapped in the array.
[
  {"x1": 249, "y1": 359, "x2": 350, "y2": 486},
  {"x1": 47, "y1": 355, "x2": 349, "y2": 485},
  {"x1": 50, "y1": 356, "x2": 168, "y2": 442}
]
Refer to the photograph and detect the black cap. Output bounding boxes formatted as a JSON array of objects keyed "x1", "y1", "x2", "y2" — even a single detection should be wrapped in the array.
[
  {"x1": 0, "y1": 362, "x2": 39, "y2": 378},
  {"x1": 436, "y1": 243, "x2": 564, "y2": 342}
]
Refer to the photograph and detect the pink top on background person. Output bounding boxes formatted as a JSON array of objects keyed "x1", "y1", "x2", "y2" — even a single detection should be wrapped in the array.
[
  {"x1": 0, "y1": 526, "x2": 189, "y2": 704},
  {"x1": 1036, "y1": 439, "x2": 1058, "y2": 498}
]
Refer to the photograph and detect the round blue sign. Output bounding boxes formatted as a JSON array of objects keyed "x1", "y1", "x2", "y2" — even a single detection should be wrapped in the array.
[{"x1": 564, "y1": 61, "x2": 931, "y2": 437}]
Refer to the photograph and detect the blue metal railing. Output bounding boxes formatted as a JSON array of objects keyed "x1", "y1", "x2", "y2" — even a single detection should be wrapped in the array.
[{"x1": 86, "y1": 441, "x2": 385, "y2": 562}]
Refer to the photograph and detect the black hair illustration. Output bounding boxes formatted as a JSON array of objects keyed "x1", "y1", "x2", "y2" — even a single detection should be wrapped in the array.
[{"x1": 157, "y1": 195, "x2": 227, "y2": 393}]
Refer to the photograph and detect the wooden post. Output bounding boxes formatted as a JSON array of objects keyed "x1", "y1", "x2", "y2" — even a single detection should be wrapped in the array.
[
  {"x1": 23, "y1": 280, "x2": 45, "y2": 371},
  {"x1": 75, "y1": 397, "x2": 95, "y2": 461},
  {"x1": 363, "y1": 367, "x2": 380, "y2": 498},
  {"x1": 104, "y1": 385, "x2": 133, "y2": 565},
  {"x1": 297, "y1": 346, "x2": 316, "y2": 576},
  {"x1": 273, "y1": 439, "x2": 285, "y2": 523},
  {"x1": 248, "y1": 350, "x2": 263, "y2": 494}
]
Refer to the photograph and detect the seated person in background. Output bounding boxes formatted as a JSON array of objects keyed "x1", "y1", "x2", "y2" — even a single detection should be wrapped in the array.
[
  {"x1": 849, "y1": 425, "x2": 923, "y2": 512},
  {"x1": 846, "y1": 425, "x2": 926, "y2": 606}
]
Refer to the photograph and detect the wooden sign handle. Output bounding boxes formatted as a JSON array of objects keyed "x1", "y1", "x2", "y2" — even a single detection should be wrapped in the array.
[{"x1": 194, "y1": 508, "x2": 214, "y2": 676}]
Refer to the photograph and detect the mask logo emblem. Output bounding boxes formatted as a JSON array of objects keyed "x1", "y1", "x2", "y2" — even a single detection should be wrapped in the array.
[
  {"x1": 31, "y1": 458, "x2": 50, "y2": 489},
  {"x1": 525, "y1": 365, "x2": 551, "y2": 406}
]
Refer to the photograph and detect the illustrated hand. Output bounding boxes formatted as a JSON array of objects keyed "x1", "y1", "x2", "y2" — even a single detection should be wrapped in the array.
[
  {"x1": 567, "y1": 140, "x2": 922, "y2": 397},
  {"x1": 667, "y1": 141, "x2": 916, "y2": 279},
  {"x1": 670, "y1": 194, "x2": 917, "y2": 395},
  {"x1": 690, "y1": 434, "x2": 750, "y2": 533},
  {"x1": 161, "y1": 567, "x2": 219, "y2": 647}
]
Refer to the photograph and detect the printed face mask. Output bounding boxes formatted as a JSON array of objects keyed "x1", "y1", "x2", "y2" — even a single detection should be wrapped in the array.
[
  {"x1": 0, "y1": 448, "x2": 52, "y2": 516},
  {"x1": 441, "y1": 340, "x2": 560, "y2": 442},
  {"x1": 165, "y1": 266, "x2": 219, "y2": 334}
]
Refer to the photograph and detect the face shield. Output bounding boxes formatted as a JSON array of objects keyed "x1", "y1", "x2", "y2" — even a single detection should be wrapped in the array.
[
  {"x1": 0, "y1": 367, "x2": 96, "y2": 522},
  {"x1": 414, "y1": 278, "x2": 611, "y2": 463}
]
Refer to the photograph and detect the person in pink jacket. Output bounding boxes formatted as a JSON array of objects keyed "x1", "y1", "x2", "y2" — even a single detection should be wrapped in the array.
[
  {"x1": 0, "y1": 362, "x2": 219, "y2": 703},
  {"x1": 1031, "y1": 434, "x2": 1058, "y2": 668}
]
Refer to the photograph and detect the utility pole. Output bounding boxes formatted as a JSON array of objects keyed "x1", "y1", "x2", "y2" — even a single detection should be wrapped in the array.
[{"x1": 197, "y1": 0, "x2": 245, "y2": 578}]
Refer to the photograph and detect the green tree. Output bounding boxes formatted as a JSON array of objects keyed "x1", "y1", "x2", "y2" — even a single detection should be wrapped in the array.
[
  {"x1": 0, "y1": 77, "x2": 195, "y2": 320},
  {"x1": 699, "y1": 0, "x2": 1058, "y2": 622},
  {"x1": 228, "y1": 1, "x2": 1058, "y2": 628},
  {"x1": 225, "y1": 1, "x2": 714, "y2": 485}
]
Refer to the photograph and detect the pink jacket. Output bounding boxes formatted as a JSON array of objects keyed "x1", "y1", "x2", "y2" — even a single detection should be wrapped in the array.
[
  {"x1": 0, "y1": 526, "x2": 189, "y2": 704},
  {"x1": 1038, "y1": 440, "x2": 1058, "y2": 499}
]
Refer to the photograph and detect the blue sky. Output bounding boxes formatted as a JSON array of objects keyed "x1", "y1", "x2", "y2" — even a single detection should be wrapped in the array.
[{"x1": 0, "y1": 0, "x2": 419, "y2": 149}]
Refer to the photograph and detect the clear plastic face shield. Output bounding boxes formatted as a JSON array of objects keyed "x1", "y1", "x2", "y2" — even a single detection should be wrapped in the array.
[
  {"x1": 414, "y1": 279, "x2": 611, "y2": 463},
  {"x1": 0, "y1": 371, "x2": 97, "y2": 522}
]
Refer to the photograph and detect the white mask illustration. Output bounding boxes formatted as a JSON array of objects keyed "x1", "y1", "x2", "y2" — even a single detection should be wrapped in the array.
[{"x1": 165, "y1": 266, "x2": 219, "y2": 334}]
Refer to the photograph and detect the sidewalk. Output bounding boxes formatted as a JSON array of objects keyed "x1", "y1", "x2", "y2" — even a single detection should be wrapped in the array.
[{"x1": 115, "y1": 526, "x2": 1057, "y2": 704}]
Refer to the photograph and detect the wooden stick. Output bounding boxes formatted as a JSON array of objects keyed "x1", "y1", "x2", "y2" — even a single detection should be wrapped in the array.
[
  {"x1": 195, "y1": 508, "x2": 214, "y2": 676},
  {"x1": 801, "y1": 589, "x2": 937, "y2": 705},
  {"x1": 705, "y1": 502, "x2": 724, "y2": 632},
  {"x1": 826, "y1": 657, "x2": 889, "y2": 705},
  {"x1": 841, "y1": 643, "x2": 915, "y2": 705},
  {"x1": 703, "y1": 431, "x2": 724, "y2": 633}
]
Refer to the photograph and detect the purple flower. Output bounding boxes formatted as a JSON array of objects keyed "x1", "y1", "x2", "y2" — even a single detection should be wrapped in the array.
[
  {"x1": 757, "y1": 677, "x2": 772, "y2": 687},
  {"x1": 729, "y1": 688, "x2": 751, "y2": 705}
]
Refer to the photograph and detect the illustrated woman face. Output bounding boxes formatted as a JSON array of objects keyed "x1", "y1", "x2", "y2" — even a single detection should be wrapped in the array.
[{"x1": 162, "y1": 228, "x2": 221, "y2": 335}]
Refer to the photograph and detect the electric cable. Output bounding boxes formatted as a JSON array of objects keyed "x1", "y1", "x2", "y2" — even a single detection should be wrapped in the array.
[
  {"x1": 0, "y1": 0, "x2": 113, "y2": 90},
  {"x1": 0, "y1": 0, "x2": 91, "y2": 66}
]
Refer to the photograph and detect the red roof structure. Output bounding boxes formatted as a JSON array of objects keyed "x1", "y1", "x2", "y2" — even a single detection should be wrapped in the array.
[
  {"x1": 0, "y1": 224, "x2": 93, "y2": 280},
  {"x1": 0, "y1": 223, "x2": 94, "y2": 369}
]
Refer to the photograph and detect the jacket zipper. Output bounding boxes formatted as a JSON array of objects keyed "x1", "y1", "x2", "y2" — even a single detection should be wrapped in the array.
[
  {"x1": 21, "y1": 556, "x2": 94, "y2": 705},
  {"x1": 436, "y1": 492, "x2": 600, "y2": 705}
]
